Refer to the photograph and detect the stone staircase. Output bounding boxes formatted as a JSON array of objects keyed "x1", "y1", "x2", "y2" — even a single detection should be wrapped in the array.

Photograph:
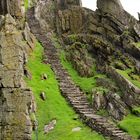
[{"x1": 27, "y1": 8, "x2": 133, "y2": 140}]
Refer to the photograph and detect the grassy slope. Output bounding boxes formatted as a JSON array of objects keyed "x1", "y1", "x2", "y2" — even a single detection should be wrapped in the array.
[
  {"x1": 118, "y1": 114, "x2": 140, "y2": 139},
  {"x1": 25, "y1": 42, "x2": 105, "y2": 140},
  {"x1": 59, "y1": 46, "x2": 140, "y2": 138}
]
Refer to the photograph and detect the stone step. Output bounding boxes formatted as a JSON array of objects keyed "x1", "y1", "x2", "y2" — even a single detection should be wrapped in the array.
[
  {"x1": 60, "y1": 87, "x2": 80, "y2": 91},
  {"x1": 46, "y1": 55, "x2": 58, "y2": 59},
  {"x1": 51, "y1": 64, "x2": 62, "y2": 67},
  {"x1": 71, "y1": 102, "x2": 90, "y2": 107},
  {"x1": 78, "y1": 109, "x2": 94, "y2": 114},
  {"x1": 60, "y1": 84, "x2": 76, "y2": 88},
  {"x1": 68, "y1": 98, "x2": 88, "y2": 103},
  {"x1": 56, "y1": 71, "x2": 69, "y2": 75},
  {"x1": 60, "y1": 87, "x2": 80, "y2": 92},
  {"x1": 50, "y1": 59, "x2": 60, "y2": 62},
  {"x1": 61, "y1": 90, "x2": 82, "y2": 95},
  {"x1": 59, "y1": 78, "x2": 73, "y2": 82},
  {"x1": 64, "y1": 93, "x2": 83, "y2": 97},
  {"x1": 113, "y1": 132, "x2": 127, "y2": 136},
  {"x1": 60, "y1": 83, "x2": 78, "y2": 88},
  {"x1": 70, "y1": 100, "x2": 89, "y2": 104},
  {"x1": 73, "y1": 105, "x2": 90, "y2": 109},
  {"x1": 79, "y1": 111, "x2": 94, "y2": 115}
]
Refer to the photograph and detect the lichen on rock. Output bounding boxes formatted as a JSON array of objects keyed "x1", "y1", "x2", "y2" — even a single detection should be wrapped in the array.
[{"x1": 0, "y1": 2, "x2": 36, "y2": 140}]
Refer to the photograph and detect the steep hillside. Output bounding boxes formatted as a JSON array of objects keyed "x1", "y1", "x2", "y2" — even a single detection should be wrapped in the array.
[
  {"x1": 28, "y1": 0, "x2": 140, "y2": 139},
  {"x1": 1, "y1": 0, "x2": 140, "y2": 140},
  {"x1": 26, "y1": 41, "x2": 105, "y2": 140}
]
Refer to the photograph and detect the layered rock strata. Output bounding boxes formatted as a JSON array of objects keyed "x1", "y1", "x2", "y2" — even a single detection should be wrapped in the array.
[{"x1": 0, "y1": 1, "x2": 35, "y2": 139}]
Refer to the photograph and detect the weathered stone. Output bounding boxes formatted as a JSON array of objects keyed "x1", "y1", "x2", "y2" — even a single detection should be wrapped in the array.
[
  {"x1": 106, "y1": 92, "x2": 128, "y2": 120},
  {"x1": 24, "y1": 68, "x2": 32, "y2": 80},
  {"x1": 0, "y1": 88, "x2": 34, "y2": 140},
  {"x1": 0, "y1": 7, "x2": 35, "y2": 140},
  {"x1": 0, "y1": 15, "x2": 33, "y2": 88},
  {"x1": 72, "y1": 127, "x2": 81, "y2": 132},
  {"x1": 29, "y1": 0, "x2": 38, "y2": 7},
  {"x1": 97, "y1": 0, "x2": 123, "y2": 17},
  {"x1": 23, "y1": 22, "x2": 35, "y2": 50},
  {"x1": 40, "y1": 92, "x2": 46, "y2": 101},
  {"x1": 44, "y1": 120, "x2": 56, "y2": 134},
  {"x1": 96, "y1": 78, "x2": 118, "y2": 92},
  {"x1": 92, "y1": 91, "x2": 107, "y2": 111},
  {"x1": 35, "y1": 0, "x2": 55, "y2": 32},
  {"x1": 41, "y1": 73, "x2": 48, "y2": 80},
  {"x1": 66, "y1": 42, "x2": 94, "y2": 77},
  {"x1": 57, "y1": 0, "x2": 82, "y2": 9},
  {"x1": 106, "y1": 66, "x2": 140, "y2": 107},
  {"x1": 0, "y1": 15, "x2": 5, "y2": 29},
  {"x1": 0, "y1": 0, "x2": 25, "y2": 17}
]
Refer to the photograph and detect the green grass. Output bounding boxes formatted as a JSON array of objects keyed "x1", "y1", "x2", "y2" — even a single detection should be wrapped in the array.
[
  {"x1": 25, "y1": 41, "x2": 105, "y2": 140},
  {"x1": 133, "y1": 42, "x2": 140, "y2": 48},
  {"x1": 117, "y1": 69, "x2": 140, "y2": 88},
  {"x1": 24, "y1": 0, "x2": 28, "y2": 10},
  {"x1": 60, "y1": 51, "x2": 106, "y2": 94},
  {"x1": 132, "y1": 107, "x2": 140, "y2": 116},
  {"x1": 118, "y1": 114, "x2": 140, "y2": 139}
]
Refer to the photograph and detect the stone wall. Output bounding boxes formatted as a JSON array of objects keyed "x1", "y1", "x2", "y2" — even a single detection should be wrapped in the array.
[{"x1": 106, "y1": 66, "x2": 140, "y2": 107}]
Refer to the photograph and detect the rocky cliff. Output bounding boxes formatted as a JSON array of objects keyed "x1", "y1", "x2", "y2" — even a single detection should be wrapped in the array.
[
  {"x1": 1, "y1": 0, "x2": 140, "y2": 139},
  {"x1": 0, "y1": 1, "x2": 35, "y2": 139},
  {"x1": 35, "y1": 0, "x2": 140, "y2": 121}
]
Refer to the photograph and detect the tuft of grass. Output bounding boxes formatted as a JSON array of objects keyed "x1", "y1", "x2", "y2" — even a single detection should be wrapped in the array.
[
  {"x1": 24, "y1": 0, "x2": 28, "y2": 10},
  {"x1": 96, "y1": 109, "x2": 109, "y2": 117},
  {"x1": 25, "y1": 42, "x2": 105, "y2": 140},
  {"x1": 133, "y1": 42, "x2": 140, "y2": 48},
  {"x1": 118, "y1": 114, "x2": 140, "y2": 139},
  {"x1": 132, "y1": 107, "x2": 140, "y2": 116}
]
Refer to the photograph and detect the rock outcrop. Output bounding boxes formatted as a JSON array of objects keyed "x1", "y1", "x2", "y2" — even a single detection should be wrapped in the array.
[
  {"x1": 0, "y1": 1, "x2": 35, "y2": 140},
  {"x1": 0, "y1": 0, "x2": 25, "y2": 17},
  {"x1": 97, "y1": 0, "x2": 124, "y2": 17},
  {"x1": 57, "y1": 0, "x2": 82, "y2": 9}
]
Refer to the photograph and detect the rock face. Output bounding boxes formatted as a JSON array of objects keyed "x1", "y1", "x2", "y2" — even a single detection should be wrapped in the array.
[
  {"x1": 97, "y1": 0, "x2": 123, "y2": 16},
  {"x1": 0, "y1": 1, "x2": 36, "y2": 140},
  {"x1": 66, "y1": 42, "x2": 94, "y2": 77},
  {"x1": 106, "y1": 92, "x2": 128, "y2": 120},
  {"x1": 57, "y1": 0, "x2": 82, "y2": 9},
  {"x1": 0, "y1": 0, "x2": 25, "y2": 17},
  {"x1": 35, "y1": 0, "x2": 56, "y2": 31}
]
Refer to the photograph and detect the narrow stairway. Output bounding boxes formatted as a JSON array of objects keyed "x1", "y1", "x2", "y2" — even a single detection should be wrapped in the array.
[{"x1": 27, "y1": 8, "x2": 133, "y2": 140}]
